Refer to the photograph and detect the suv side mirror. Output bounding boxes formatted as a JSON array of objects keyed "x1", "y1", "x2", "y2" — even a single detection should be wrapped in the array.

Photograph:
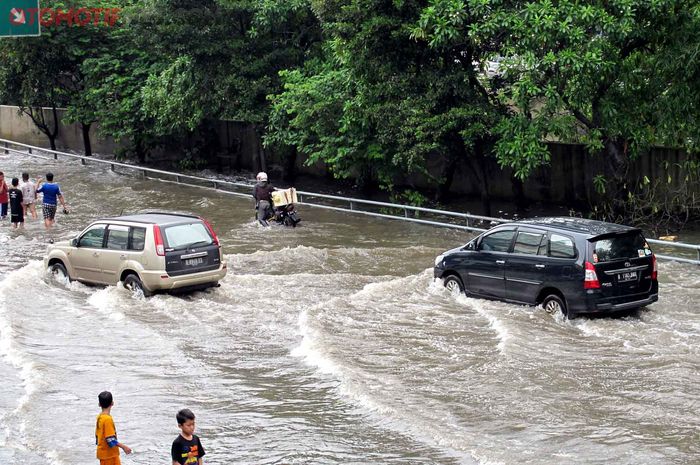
[
  {"x1": 464, "y1": 240, "x2": 476, "y2": 251},
  {"x1": 70, "y1": 238, "x2": 78, "y2": 247}
]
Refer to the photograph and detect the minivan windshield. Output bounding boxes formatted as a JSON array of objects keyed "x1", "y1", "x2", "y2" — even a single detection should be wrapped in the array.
[
  {"x1": 592, "y1": 232, "x2": 649, "y2": 262},
  {"x1": 164, "y1": 222, "x2": 213, "y2": 250}
]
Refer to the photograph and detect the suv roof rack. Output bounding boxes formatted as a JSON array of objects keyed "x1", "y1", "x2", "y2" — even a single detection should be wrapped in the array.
[{"x1": 139, "y1": 210, "x2": 199, "y2": 218}]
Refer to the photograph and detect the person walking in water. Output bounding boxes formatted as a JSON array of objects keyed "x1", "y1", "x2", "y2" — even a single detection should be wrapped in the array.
[
  {"x1": 8, "y1": 178, "x2": 23, "y2": 229},
  {"x1": 20, "y1": 172, "x2": 38, "y2": 220},
  {"x1": 0, "y1": 171, "x2": 8, "y2": 220},
  {"x1": 95, "y1": 391, "x2": 132, "y2": 465},
  {"x1": 36, "y1": 172, "x2": 68, "y2": 230},
  {"x1": 171, "y1": 408, "x2": 206, "y2": 465},
  {"x1": 252, "y1": 171, "x2": 275, "y2": 226}
]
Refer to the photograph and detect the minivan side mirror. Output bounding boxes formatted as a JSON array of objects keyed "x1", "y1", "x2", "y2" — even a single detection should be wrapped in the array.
[
  {"x1": 70, "y1": 238, "x2": 78, "y2": 247},
  {"x1": 464, "y1": 240, "x2": 476, "y2": 251}
]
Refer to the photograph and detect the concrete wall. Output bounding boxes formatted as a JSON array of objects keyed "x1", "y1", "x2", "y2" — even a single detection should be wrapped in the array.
[
  {"x1": 0, "y1": 104, "x2": 692, "y2": 206},
  {"x1": 0, "y1": 105, "x2": 119, "y2": 154}
]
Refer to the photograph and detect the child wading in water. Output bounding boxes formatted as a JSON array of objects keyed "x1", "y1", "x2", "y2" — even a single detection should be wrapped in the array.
[
  {"x1": 95, "y1": 391, "x2": 132, "y2": 465},
  {"x1": 171, "y1": 408, "x2": 206, "y2": 465},
  {"x1": 8, "y1": 178, "x2": 23, "y2": 228}
]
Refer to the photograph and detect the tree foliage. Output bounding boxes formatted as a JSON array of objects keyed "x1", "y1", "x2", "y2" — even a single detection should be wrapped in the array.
[{"x1": 1, "y1": 0, "x2": 700, "y2": 223}]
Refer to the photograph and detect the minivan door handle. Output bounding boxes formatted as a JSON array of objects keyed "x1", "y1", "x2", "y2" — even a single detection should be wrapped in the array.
[
  {"x1": 535, "y1": 264, "x2": 546, "y2": 269},
  {"x1": 119, "y1": 254, "x2": 127, "y2": 260},
  {"x1": 495, "y1": 260, "x2": 505, "y2": 265},
  {"x1": 92, "y1": 252, "x2": 100, "y2": 257}
]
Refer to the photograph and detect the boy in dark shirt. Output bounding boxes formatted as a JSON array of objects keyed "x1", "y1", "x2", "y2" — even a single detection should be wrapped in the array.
[
  {"x1": 8, "y1": 178, "x2": 23, "y2": 228},
  {"x1": 171, "y1": 409, "x2": 205, "y2": 465}
]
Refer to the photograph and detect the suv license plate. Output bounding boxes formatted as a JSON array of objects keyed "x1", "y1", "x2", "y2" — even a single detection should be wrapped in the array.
[
  {"x1": 618, "y1": 271, "x2": 637, "y2": 282},
  {"x1": 185, "y1": 257, "x2": 204, "y2": 266}
]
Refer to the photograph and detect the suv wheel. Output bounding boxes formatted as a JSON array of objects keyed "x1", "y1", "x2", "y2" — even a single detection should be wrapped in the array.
[
  {"x1": 443, "y1": 275, "x2": 464, "y2": 295},
  {"x1": 123, "y1": 274, "x2": 152, "y2": 297},
  {"x1": 543, "y1": 294, "x2": 568, "y2": 317},
  {"x1": 49, "y1": 262, "x2": 70, "y2": 282}
]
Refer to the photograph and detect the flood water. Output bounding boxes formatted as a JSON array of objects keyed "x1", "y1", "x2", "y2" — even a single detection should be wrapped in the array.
[{"x1": 0, "y1": 153, "x2": 698, "y2": 465}]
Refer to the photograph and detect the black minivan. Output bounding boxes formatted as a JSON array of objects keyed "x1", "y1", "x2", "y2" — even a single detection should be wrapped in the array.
[{"x1": 433, "y1": 217, "x2": 658, "y2": 318}]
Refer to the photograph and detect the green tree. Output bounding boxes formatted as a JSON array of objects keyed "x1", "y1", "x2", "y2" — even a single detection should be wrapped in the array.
[
  {"x1": 267, "y1": 0, "x2": 504, "y2": 210},
  {"x1": 419, "y1": 0, "x2": 700, "y2": 218},
  {"x1": 0, "y1": 0, "x2": 120, "y2": 154}
]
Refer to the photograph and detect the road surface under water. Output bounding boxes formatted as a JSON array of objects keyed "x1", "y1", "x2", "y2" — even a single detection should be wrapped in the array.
[{"x1": 0, "y1": 153, "x2": 697, "y2": 464}]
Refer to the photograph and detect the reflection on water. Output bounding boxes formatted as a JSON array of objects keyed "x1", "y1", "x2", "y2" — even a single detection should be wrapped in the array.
[{"x1": 0, "y1": 153, "x2": 697, "y2": 465}]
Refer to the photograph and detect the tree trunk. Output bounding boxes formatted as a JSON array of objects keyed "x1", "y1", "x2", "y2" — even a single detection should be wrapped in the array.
[
  {"x1": 135, "y1": 137, "x2": 146, "y2": 164},
  {"x1": 469, "y1": 141, "x2": 491, "y2": 217},
  {"x1": 47, "y1": 134, "x2": 57, "y2": 151},
  {"x1": 81, "y1": 122, "x2": 92, "y2": 157},
  {"x1": 436, "y1": 154, "x2": 457, "y2": 203},
  {"x1": 283, "y1": 146, "x2": 298, "y2": 183},
  {"x1": 21, "y1": 106, "x2": 60, "y2": 151},
  {"x1": 50, "y1": 106, "x2": 59, "y2": 149},
  {"x1": 511, "y1": 175, "x2": 528, "y2": 213},
  {"x1": 602, "y1": 137, "x2": 630, "y2": 219},
  {"x1": 254, "y1": 124, "x2": 267, "y2": 173}
]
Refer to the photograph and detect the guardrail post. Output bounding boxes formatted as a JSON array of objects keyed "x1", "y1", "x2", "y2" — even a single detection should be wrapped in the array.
[
  {"x1": 298, "y1": 193, "x2": 303, "y2": 203},
  {"x1": 3, "y1": 141, "x2": 7, "y2": 154},
  {"x1": 176, "y1": 175, "x2": 181, "y2": 183},
  {"x1": 81, "y1": 157, "x2": 86, "y2": 165},
  {"x1": 212, "y1": 181, "x2": 218, "y2": 189},
  {"x1": 110, "y1": 163, "x2": 115, "y2": 171},
  {"x1": 28, "y1": 147, "x2": 32, "y2": 155},
  {"x1": 697, "y1": 248, "x2": 700, "y2": 264},
  {"x1": 404, "y1": 208, "x2": 409, "y2": 218},
  {"x1": 53, "y1": 151, "x2": 58, "y2": 160},
  {"x1": 142, "y1": 169, "x2": 147, "y2": 179},
  {"x1": 350, "y1": 201, "x2": 354, "y2": 211}
]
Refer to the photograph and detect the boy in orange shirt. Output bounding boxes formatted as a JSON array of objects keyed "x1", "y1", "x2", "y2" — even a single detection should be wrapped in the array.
[{"x1": 95, "y1": 391, "x2": 132, "y2": 465}]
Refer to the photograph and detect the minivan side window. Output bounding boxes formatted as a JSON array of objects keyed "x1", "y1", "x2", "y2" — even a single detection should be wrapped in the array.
[
  {"x1": 78, "y1": 224, "x2": 106, "y2": 248},
  {"x1": 549, "y1": 233, "x2": 576, "y2": 258},
  {"x1": 479, "y1": 230, "x2": 515, "y2": 252},
  {"x1": 513, "y1": 231, "x2": 545, "y2": 255},
  {"x1": 106, "y1": 225, "x2": 129, "y2": 250}
]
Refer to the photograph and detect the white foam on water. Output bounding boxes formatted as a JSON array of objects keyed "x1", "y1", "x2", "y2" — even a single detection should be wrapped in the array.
[
  {"x1": 86, "y1": 286, "x2": 126, "y2": 321},
  {"x1": 0, "y1": 262, "x2": 47, "y2": 410},
  {"x1": 0, "y1": 262, "x2": 59, "y2": 461},
  {"x1": 461, "y1": 296, "x2": 512, "y2": 354},
  {"x1": 290, "y1": 273, "x2": 488, "y2": 464}
]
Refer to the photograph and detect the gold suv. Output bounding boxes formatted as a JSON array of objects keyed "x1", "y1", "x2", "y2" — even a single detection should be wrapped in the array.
[{"x1": 45, "y1": 212, "x2": 227, "y2": 296}]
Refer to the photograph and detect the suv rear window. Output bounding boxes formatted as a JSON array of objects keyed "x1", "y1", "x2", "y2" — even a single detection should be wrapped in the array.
[
  {"x1": 163, "y1": 222, "x2": 213, "y2": 250},
  {"x1": 592, "y1": 233, "x2": 648, "y2": 262}
]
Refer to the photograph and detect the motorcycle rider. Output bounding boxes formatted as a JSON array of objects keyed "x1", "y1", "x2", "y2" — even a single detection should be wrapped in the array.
[{"x1": 252, "y1": 171, "x2": 275, "y2": 226}]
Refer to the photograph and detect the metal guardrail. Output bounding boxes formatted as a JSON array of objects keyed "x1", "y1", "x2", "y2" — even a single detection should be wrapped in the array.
[{"x1": 3, "y1": 137, "x2": 700, "y2": 264}]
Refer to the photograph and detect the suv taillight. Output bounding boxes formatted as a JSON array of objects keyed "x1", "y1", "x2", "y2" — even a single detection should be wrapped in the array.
[
  {"x1": 200, "y1": 217, "x2": 220, "y2": 246},
  {"x1": 651, "y1": 254, "x2": 657, "y2": 280},
  {"x1": 153, "y1": 225, "x2": 165, "y2": 256},
  {"x1": 584, "y1": 261, "x2": 600, "y2": 289}
]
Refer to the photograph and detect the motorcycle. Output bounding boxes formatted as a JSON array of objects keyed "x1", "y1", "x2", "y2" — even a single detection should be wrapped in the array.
[
  {"x1": 272, "y1": 203, "x2": 301, "y2": 227},
  {"x1": 256, "y1": 187, "x2": 301, "y2": 227}
]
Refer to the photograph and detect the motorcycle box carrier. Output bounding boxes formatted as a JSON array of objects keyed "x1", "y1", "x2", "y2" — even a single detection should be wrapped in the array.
[{"x1": 271, "y1": 188, "x2": 298, "y2": 207}]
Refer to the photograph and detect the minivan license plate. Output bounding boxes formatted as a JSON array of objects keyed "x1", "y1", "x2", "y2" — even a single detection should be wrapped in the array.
[
  {"x1": 185, "y1": 257, "x2": 204, "y2": 266},
  {"x1": 618, "y1": 271, "x2": 637, "y2": 282}
]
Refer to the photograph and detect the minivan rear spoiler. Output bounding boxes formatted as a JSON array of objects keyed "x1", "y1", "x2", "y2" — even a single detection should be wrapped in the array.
[{"x1": 587, "y1": 228, "x2": 643, "y2": 242}]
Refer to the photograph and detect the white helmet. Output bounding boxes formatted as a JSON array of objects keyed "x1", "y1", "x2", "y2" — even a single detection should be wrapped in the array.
[{"x1": 256, "y1": 171, "x2": 268, "y2": 182}]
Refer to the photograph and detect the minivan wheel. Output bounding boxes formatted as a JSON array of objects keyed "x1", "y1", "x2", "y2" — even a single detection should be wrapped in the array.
[
  {"x1": 123, "y1": 274, "x2": 152, "y2": 297},
  {"x1": 543, "y1": 294, "x2": 568, "y2": 317},
  {"x1": 443, "y1": 275, "x2": 464, "y2": 295},
  {"x1": 49, "y1": 262, "x2": 69, "y2": 282}
]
